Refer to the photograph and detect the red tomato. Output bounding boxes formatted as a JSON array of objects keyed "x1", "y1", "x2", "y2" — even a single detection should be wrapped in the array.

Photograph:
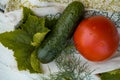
[{"x1": 73, "y1": 16, "x2": 119, "y2": 62}]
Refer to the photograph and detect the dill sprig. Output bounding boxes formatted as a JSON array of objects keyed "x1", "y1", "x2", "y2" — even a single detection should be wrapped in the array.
[{"x1": 43, "y1": 45, "x2": 93, "y2": 80}]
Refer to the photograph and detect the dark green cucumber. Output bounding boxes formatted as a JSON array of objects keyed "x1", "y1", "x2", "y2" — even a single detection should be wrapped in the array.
[{"x1": 37, "y1": 1, "x2": 85, "y2": 63}]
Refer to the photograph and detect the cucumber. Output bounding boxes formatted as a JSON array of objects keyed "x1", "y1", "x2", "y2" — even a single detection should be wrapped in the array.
[{"x1": 37, "y1": 1, "x2": 85, "y2": 63}]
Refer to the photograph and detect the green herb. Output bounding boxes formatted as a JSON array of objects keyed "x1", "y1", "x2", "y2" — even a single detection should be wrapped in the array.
[
  {"x1": 0, "y1": 7, "x2": 50, "y2": 73},
  {"x1": 100, "y1": 69, "x2": 120, "y2": 80},
  {"x1": 43, "y1": 45, "x2": 93, "y2": 80}
]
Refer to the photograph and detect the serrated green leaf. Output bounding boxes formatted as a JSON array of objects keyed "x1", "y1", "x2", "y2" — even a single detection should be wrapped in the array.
[
  {"x1": 20, "y1": 13, "x2": 50, "y2": 47},
  {"x1": 20, "y1": 14, "x2": 50, "y2": 37},
  {"x1": 31, "y1": 32, "x2": 49, "y2": 46},
  {"x1": 0, "y1": 30, "x2": 36, "y2": 72},
  {"x1": 22, "y1": 7, "x2": 34, "y2": 23},
  {"x1": 0, "y1": 7, "x2": 50, "y2": 73},
  {"x1": 30, "y1": 50, "x2": 43, "y2": 73},
  {"x1": 0, "y1": 6, "x2": 60, "y2": 73}
]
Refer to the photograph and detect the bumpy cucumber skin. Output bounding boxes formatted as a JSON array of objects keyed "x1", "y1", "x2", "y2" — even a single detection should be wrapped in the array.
[{"x1": 37, "y1": 1, "x2": 85, "y2": 63}]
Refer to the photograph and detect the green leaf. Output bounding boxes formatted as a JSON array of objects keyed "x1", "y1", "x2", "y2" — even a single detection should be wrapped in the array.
[
  {"x1": 31, "y1": 32, "x2": 49, "y2": 46},
  {"x1": 20, "y1": 14, "x2": 50, "y2": 38},
  {"x1": 20, "y1": 13, "x2": 50, "y2": 47},
  {"x1": 0, "y1": 30, "x2": 35, "y2": 72},
  {"x1": 100, "y1": 69, "x2": 120, "y2": 80},
  {"x1": 30, "y1": 50, "x2": 43, "y2": 73},
  {"x1": 22, "y1": 7, "x2": 34, "y2": 23},
  {"x1": 0, "y1": 7, "x2": 60, "y2": 73},
  {"x1": 20, "y1": 14, "x2": 50, "y2": 47},
  {"x1": 0, "y1": 7, "x2": 50, "y2": 73},
  {"x1": 17, "y1": 7, "x2": 35, "y2": 29}
]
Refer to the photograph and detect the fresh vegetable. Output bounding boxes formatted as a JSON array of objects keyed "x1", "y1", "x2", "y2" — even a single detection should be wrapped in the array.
[
  {"x1": 73, "y1": 15, "x2": 119, "y2": 61},
  {"x1": 0, "y1": 7, "x2": 50, "y2": 73},
  {"x1": 37, "y1": 1, "x2": 85, "y2": 63}
]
